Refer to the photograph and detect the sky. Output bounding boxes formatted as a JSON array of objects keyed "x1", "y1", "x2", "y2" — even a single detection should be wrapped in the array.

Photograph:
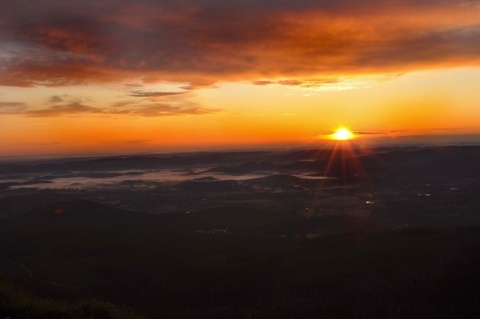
[{"x1": 1, "y1": 0, "x2": 480, "y2": 156}]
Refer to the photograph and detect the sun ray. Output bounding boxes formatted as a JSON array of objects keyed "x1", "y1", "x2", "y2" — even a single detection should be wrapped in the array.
[{"x1": 300, "y1": 130, "x2": 385, "y2": 239}]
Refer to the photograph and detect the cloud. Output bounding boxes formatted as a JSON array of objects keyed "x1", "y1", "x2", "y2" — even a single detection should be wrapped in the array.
[
  {"x1": 179, "y1": 84, "x2": 198, "y2": 91},
  {"x1": 0, "y1": 101, "x2": 26, "y2": 107},
  {"x1": 252, "y1": 80, "x2": 304, "y2": 86},
  {"x1": 251, "y1": 80, "x2": 273, "y2": 86},
  {"x1": 108, "y1": 89, "x2": 219, "y2": 116},
  {"x1": 110, "y1": 100, "x2": 137, "y2": 107},
  {"x1": 12, "y1": 94, "x2": 221, "y2": 117},
  {"x1": 26, "y1": 101, "x2": 101, "y2": 117},
  {"x1": 124, "y1": 83, "x2": 144, "y2": 88},
  {"x1": 0, "y1": 101, "x2": 27, "y2": 113},
  {"x1": 26, "y1": 102, "x2": 219, "y2": 117},
  {"x1": 129, "y1": 91, "x2": 189, "y2": 98},
  {"x1": 353, "y1": 131, "x2": 386, "y2": 135},
  {"x1": 108, "y1": 103, "x2": 220, "y2": 117},
  {"x1": 1, "y1": 0, "x2": 480, "y2": 87},
  {"x1": 252, "y1": 79, "x2": 339, "y2": 87},
  {"x1": 47, "y1": 95, "x2": 64, "y2": 104}
]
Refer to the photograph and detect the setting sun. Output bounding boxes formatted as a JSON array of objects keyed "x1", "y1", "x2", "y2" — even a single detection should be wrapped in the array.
[{"x1": 331, "y1": 127, "x2": 354, "y2": 141}]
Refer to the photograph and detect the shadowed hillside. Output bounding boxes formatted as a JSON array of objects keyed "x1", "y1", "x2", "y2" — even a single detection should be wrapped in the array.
[
  {"x1": 1, "y1": 199, "x2": 480, "y2": 318},
  {"x1": 1, "y1": 146, "x2": 480, "y2": 317}
]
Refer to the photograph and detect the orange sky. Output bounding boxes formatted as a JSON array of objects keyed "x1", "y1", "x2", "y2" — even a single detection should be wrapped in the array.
[{"x1": 1, "y1": 0, "x2": 480, "y2": 156}]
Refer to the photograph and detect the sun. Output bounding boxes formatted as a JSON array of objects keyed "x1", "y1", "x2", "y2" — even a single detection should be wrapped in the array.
[{"x1": 331, "y1": 127, "x2": 354, "y2": 141}]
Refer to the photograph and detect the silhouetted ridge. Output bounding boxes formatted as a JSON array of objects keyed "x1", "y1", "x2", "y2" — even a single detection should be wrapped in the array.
[
  {"x1": 176, "y1": 180, "x2": 244, "y2": 192},
  {"x1": 245, "y1": 174, "x2": 312, "y2": 187},
  {"x1": 206, "y1": 161, "x2": 277, "y2": 174},
  {"x1": 0, "y1": 151, "x2": 270, "y2": 174}
]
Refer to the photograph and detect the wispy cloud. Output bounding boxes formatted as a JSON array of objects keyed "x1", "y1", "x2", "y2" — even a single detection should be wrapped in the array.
[
  {"x1": 129, "y1": 91, "x2": 189, "y2": 98},
  {"x1": 6, "y1": 95, "x2": 221, "y2": 117},
  {"x1": 0, "y1": 102, "x2": 27, "y2": 108},
  {"x1": 26, "y1": 101, "x2": 101, "y2": 117},
  {"x1": 353, "y1": 131, "x2": 388, "y2": 136},
  {"x1": 110, "y1": 100, "x2": 138, "y2": 107},
  {"x1": 0, "y1": 101, "x2": 27, "y2": 113},
  {"x1": 252, "y1": 79, "x2": 339, "y2": 87},
  {"x1": 108, "y1": 103, "x2": 220, "y2": 117}
]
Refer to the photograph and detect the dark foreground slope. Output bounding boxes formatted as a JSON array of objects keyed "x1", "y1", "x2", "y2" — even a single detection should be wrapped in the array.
[
  {"x1": 0, "y1": 280, "x2": 144, "y2": 319},
  {"x1": 1, "y1": 200, "x2": 480, "y2": 318}
]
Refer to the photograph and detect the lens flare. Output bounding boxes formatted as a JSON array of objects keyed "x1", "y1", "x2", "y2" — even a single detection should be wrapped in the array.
[{"x1": 331, "y1": 127, "x2": 354, "y2": 141}]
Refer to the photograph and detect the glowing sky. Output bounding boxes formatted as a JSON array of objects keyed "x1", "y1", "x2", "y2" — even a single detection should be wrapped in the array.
[{"x1": 1, "y1": 0, "x2": 480, "y2": 156}]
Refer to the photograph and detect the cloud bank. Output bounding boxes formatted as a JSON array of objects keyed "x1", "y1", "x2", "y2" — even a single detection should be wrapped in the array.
[
  {"x1": 1, "y1": 0, "x2": 479, "y2": 87},
  {"x1": 0, "y1": 95, "x2": 220, "y2": 117}
]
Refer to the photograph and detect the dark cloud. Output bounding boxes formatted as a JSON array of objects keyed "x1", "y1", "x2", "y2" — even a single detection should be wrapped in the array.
[
  {"x1": 353, "y1": 27, "x2": 480, "y2": 68},
  {"x1": 276, "y1": 80, "x2": 305, "y2": 86},
  {"x1": 124, "y1": 83, "x2": 144, "y2": 88},
  {"x1": 179, "y1": 84, "x2": 198, "y2": 91},
  {"x1": 0, "y1": 101, "x2": 26, "y2": 108},
  {"x1": 129, "y1": 91, "x2": 189, "y2": 98},
  {"x1": 251, "y1": 80, "x2": 273, "y2": 86},
  {"x1": 26, "y1": 101, "x2": 101, "y2": 117},
  {"x1": 0, "y1": 101, "x2": 27, "y2": 113},
  {"x1": 20, "y1": 95, "x2": 101, "y2": 117},
  {"x1": 353, "y1": 131, "x2": 385, "y2": 135},
  {"x1": 47, "y1": 95, "x2": 64, "y2": 104},
  {"x1": 110, "y1": 100, "x2": 137, "y2": 107},
  {"x1": 1, "y1": 0, "x2": 479, "y2": 87}
]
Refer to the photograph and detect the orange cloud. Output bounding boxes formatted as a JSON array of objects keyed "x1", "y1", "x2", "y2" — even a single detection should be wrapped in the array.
[
  {"x1": 1, "y1": 0, "x2": 480, "y2": 87},
  {"x1": 107, "y1": 103, "x2": 221, "y2": 117},
  {"x1": 26, "y1": 102, "x2": 101, "y2": 117},
  {"x1": 1, "y1": 94, "x2": 221, "y2": 118},
  {"x1": 252, "y1": 79, "x2": 340, "y2": 87}
]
